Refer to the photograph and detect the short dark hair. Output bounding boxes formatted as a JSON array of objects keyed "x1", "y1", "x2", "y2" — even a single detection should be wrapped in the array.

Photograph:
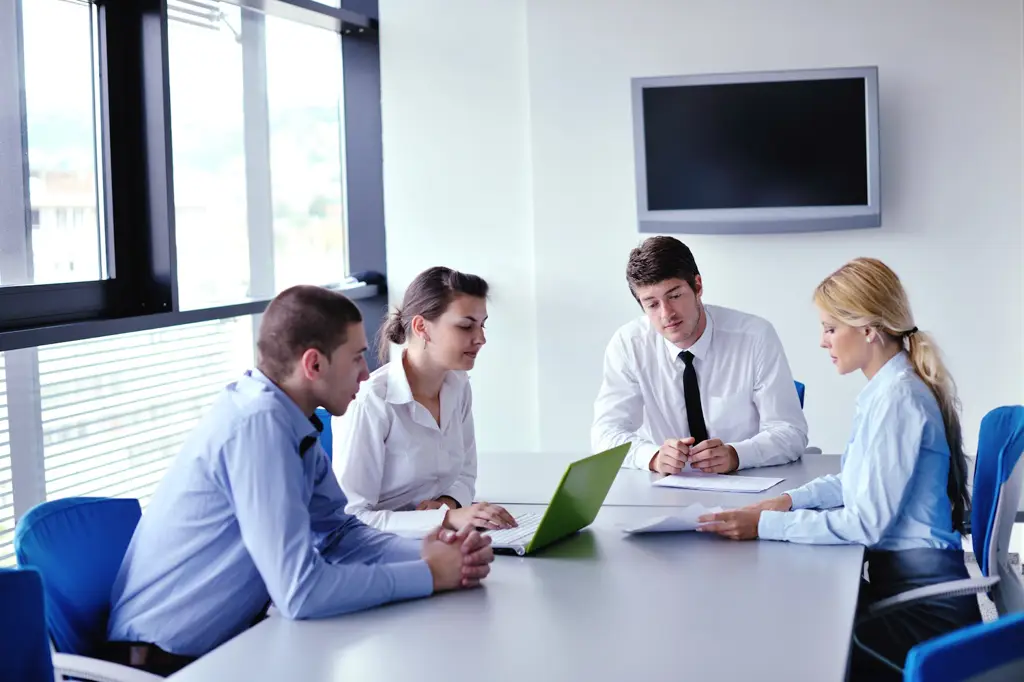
[
  {"x1": 626, "y1": 236, "x2": 700, "y2": 302},
  {"x1": 379, "y1": 266, "x2": 489, "y2": 363},
  {"x1": 257, "y1": 285, "x2": 363, "y2": 382}
]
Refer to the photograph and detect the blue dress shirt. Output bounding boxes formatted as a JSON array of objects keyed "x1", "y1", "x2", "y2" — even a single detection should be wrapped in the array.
[
  {"x1": 759, "y1": 352, "x2": 962, "y2": 551},
  {"x1": 108, "y1": 370, "x2": 434, "y2": 657}
]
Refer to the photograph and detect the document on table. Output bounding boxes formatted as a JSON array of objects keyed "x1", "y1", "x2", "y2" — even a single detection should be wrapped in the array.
[
  {"x1": 651, "y1": 470, "x2": 784, "y2": 493},
  {"x1": 622, "y1": 503, "x2": 723, "y2": 534}
]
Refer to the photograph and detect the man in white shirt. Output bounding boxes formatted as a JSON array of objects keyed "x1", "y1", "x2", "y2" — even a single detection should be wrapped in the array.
[{"x1": 592, "y1": 236, "x2": 808, "y2": 474}]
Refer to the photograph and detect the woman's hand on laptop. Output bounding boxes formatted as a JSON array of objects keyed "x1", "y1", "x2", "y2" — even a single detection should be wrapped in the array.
[{"x1": 446, "y1": 502, "x2": 517, "y2": 531}]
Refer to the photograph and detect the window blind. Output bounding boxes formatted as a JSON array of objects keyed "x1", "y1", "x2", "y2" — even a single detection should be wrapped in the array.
[
  {"x1": 0, "y1": 353, "x2": 13, "y2": 567},
  {"x1": 40, "y1": 318, "x2": 251, "y2": 506}
]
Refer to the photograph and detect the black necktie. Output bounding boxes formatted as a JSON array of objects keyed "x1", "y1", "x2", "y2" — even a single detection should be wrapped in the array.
[{"x1": 680, "y1": 351, "x2": 709, "y2": 443}]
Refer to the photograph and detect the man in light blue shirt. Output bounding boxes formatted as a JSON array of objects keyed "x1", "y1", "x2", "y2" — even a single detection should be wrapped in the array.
[{"x1": 107, "y1": 286, "x2": 493, "y2": 674}]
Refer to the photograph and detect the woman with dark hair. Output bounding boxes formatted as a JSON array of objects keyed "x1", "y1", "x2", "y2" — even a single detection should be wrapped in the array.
[{"x1": 333, "y1": 266, "x2": 516, "y2": 537}]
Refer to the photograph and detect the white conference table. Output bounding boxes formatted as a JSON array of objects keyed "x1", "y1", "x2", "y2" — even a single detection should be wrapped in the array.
[
  {"x1": 477, "y1": 451, "x2": 842, "y2": 507},
  {"x1": 169, "y1": 454, "x2": 865, "y2": 682}
]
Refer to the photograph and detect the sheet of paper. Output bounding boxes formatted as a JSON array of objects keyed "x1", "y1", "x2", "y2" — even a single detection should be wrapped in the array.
[
  {"x1": 651, "y1": 470, "x2": 784, "y2": 493},
  {"x1": 622, "y1": 503, "x2": 724, "y2": 534}
]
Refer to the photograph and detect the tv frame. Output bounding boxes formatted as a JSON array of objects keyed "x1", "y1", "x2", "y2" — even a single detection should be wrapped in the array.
[{"x1": 631, "y1": 66, "x2": 881, "y2": 235}]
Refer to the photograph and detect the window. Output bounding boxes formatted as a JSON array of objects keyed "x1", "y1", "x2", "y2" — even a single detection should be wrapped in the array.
[
  {"x1": 266, "y1": 15, "x2": 348, "y2": 290},
  {"x1": 0, "y1": 0, "x2": 378, "y2": 565},
  {"x1": 19, "y1": 0, "x2": 104, "y2": 286},
  {"x1": 169, "y1": 1, "x2": 348, "y2": 309},
  {"x1": 0, "y1": 353, "x2": 12, "y2": 567},
  {"x1": 40, "y1": 317, "x2": 254, "y2": 506},
  {"x1": 168, "y1": 3, "x2": 250, "y2": 309}
]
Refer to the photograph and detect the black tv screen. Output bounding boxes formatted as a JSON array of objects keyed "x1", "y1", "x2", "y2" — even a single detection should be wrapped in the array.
[{"x1": 641, "y1": 78, "x2": 869, "y2": 212}]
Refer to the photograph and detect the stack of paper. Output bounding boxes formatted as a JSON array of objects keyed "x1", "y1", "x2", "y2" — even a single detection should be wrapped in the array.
[
  {"x1": 651, "y1": 470, "x2": 783, "y2": 493},
  {"x1": 622, "y1": 503, "x2": 724, "y2": 534}
]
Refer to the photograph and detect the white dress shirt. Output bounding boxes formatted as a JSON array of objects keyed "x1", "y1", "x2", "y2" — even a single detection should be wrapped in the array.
[
  {"x1": 759, "y1": 352, "x2": 962, "y2": 550},
  {"x1": 333, "y1": 358, "x2": 477, "y2": 537},
  {"x1": 592, "y1": 304, "x2": 808, "y2": 470}
]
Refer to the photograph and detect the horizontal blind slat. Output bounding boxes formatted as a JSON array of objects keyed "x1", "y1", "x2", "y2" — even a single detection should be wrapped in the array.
[
  {"x1": 38, "y1": 318, "x2": 250, "y2": 509},
  {"x1": 0, "y1": 356, "x2": 9, "y2": 567}
]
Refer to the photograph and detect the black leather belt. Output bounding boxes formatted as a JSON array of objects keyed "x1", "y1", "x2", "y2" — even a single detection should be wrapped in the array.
[{"x1": 101, "y1": 641, "x2": 197, "y2": 677}]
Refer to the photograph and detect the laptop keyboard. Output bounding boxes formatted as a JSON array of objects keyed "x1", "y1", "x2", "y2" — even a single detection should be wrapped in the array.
[{"x1": 486, "y1": 512, "x2": 543, "y2": 546}]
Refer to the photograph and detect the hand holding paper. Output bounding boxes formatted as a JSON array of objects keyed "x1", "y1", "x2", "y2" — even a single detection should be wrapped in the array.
[
  {"x1": 623, "y1": 503, "x2": 724, "y2": 534},
  {"x1": 696, "y1": 508, "x2": 762, "y2": 541}
]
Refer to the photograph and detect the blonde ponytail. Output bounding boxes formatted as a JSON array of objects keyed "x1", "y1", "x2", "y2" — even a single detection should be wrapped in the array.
[
  {"x1": 906, "y1": 330, "x2": 969, "y2": 533},
  {"x1": 815, "y1": 258, "x2": 970, "y2": 534}
]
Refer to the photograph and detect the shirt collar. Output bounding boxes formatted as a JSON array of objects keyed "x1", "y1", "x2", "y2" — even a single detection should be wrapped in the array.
[
  {"x1": 385, "y1": 352, "x2": 462, "y2": 405},
  {"x1": 662, "y1": 304, "x2": 715, "y2": 360},
  {"x1": 243, "y1": 369, "x2": 322, "y2": 442},
  {"x1": 857, "y1": 351, "x2": 912, "y2": 409},
  {"x1": 384, "y1": 354, "x2": 465, "y2": 435},
  {"x1": 385, "y1": 355, "x2": 415, "y2": 405}
]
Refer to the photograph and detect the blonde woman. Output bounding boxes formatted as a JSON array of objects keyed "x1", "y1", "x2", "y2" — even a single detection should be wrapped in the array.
[
  {"x1": 698, "y1": 258, "x2": 980, "y2": 680},
  {"x1": 333, "y1": 266, "x2": 516, "y2": 537}
]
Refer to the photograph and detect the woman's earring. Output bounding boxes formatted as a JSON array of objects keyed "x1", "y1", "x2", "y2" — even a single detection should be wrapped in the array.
[{"x1": 423, "y1": 336, "x2": 428, "y2": 350}]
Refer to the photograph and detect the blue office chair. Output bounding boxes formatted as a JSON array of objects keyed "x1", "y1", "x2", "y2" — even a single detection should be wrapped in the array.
[
  {"x1": 1, "y1": 567, "x2": 56, "y2": 682},
  {"x1": 903, "y1": 611, "x2": 1024, "y2": 682},
  {"x1": 794, "y1": 380, "x2": 805, "y2": 409},
  {"x1": 315, "y1": 406, "x2": 334, "y2": 461},
  {"x1": 0, "y1": 566, "x2": 159, "y2": 682},
  {"x1": 968, "y1": 405, "x2": 1024, "y2": 614},
  {"x1": 855, "y1": 405, "x2": 1024, "y2": 673},
  {"x1": 14, "y1": 497, "x2": 142, "y2": 657}
]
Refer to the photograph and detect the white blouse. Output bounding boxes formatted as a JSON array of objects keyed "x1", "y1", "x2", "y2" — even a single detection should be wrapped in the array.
[{"x1": 332, "y1": 358, "x2": 477, "y2": 536}]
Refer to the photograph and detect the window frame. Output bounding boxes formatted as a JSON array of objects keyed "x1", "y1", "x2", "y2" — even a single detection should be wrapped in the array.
[
  {"x1": 0, "y1": 0, "x2": 384, "y2": 351},
  {"x1": 0, "y1": 0, "x2": 386, "y2": 539}
]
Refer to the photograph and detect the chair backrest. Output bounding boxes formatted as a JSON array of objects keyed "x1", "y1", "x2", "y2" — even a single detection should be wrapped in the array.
[
  {"x1": 793, "y1": 381, "x2": 805, "y2": 409},
  {"x1": 903, "y1": 611, "x2": 1024, "y2": 682},
  {"x1": 970, "y1": 405, "x2": 1024, "y2": 614},
  {"x1": 14, "y1": 497, "x2": 142, "y2": 656},
  {"x1": 0, "y1": 567, "x2": 57, "y2": 682},
  {"x1": 315, "y1": 406, "x2": 334, "y2": 462}
]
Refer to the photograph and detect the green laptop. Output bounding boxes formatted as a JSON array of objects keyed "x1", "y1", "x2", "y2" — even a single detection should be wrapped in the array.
[{"x1": 486, "y1": 443, "x2": 629, "y2": 556}]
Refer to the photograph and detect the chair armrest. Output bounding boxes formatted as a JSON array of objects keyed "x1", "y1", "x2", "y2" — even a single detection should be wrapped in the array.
[
  {"x1": 851, "y1": 576, "x2": 1000, "y2": 677},
  {"x1": 52, "y1": 653, "x2": 165, "y2": 682},
  {"x1": 864, "y1": 576, "x2": 999, "y2": 621}
]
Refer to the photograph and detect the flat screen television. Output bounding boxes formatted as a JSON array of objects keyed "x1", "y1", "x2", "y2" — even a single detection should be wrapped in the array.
[{"x1": 631, "y1": 66, "x2": 880, "y2": 234}]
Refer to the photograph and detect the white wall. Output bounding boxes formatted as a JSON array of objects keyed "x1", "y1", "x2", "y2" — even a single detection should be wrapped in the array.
[
  {"x1": 381, "y1": 0, "x2": 1024, "y2": 459},
  {"x1": 378, "y1": 0, "x2": 540, "y2": 453}
]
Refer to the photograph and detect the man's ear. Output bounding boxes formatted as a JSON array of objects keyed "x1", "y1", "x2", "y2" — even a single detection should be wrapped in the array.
[
  {"x1": 298, "y1": 348, "x2": 323, "y2": 380},
  {"x1": 692, "y1": 274, "x2": 703, "y2": 298}
]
